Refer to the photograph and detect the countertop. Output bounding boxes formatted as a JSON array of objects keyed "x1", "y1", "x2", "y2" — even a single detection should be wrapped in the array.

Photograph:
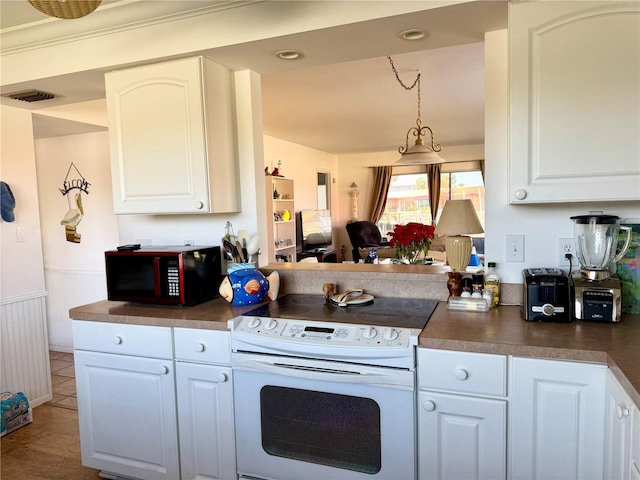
[{"x1": 69, "y1": 297, "x2": 639, "y2": 405}]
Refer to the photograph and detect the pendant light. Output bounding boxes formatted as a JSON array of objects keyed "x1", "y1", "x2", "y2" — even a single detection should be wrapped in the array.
[
  {"x1": 28, "y1": 0, "x2": 102, "y2": 20},
  {"x1": 388, "y1": 56, "x2": 445, "y2": 165}
]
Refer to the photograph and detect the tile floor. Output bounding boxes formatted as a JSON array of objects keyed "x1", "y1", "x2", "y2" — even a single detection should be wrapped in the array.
[
  {"x1": 1, "y1": 352, "x2": 99, "y2": 479},
  {"x1": 47, "y1": 351, "x2": 78, "y2": 410}
]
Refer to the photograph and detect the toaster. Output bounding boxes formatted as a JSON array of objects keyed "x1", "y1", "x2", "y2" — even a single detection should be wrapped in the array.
[{"x1": 522, "y1": 268, "x2": 572, "y2": 322}]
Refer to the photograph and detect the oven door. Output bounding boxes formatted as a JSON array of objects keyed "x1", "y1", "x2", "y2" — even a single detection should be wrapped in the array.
[{"x1": 232, "y1": 353, "x2": 416, "y2": 480}]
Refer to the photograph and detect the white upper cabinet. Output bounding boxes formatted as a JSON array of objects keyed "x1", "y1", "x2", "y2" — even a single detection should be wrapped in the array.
[
  {"x1": 106, "y1": 56, "x2": 240, "y2": 214},
  {"x1": 509, "y1": 1, "x2": 640, "y2": 204}
]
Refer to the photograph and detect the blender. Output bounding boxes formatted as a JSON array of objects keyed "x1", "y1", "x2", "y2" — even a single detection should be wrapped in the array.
[{"x1": 571, "y1": 213, "x2": 631, "y2": 322}]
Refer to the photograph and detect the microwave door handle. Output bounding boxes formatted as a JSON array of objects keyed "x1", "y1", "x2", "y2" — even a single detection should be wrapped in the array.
[
  {"x1": 153, "y1": 256, "x2": 161, "y2": 298},
  {"x1": 233, "y1": 357, "x2": 413, "y2": 390}
]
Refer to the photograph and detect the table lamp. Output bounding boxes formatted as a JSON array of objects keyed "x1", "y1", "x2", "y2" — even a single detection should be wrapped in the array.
[{"x1": 434, "y1": 199, "x2": 484, "y2": 273}]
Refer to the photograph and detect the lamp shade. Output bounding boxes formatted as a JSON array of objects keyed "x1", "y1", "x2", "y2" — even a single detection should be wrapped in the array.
[
  {"x1": 434, "y1": 199, "x2": 484, "y2": 235},
  {"x1": 434, "y1": 199, "x2": 484, "y2": 273}
]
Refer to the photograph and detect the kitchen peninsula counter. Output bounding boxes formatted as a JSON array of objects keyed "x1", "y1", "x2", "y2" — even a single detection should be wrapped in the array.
[{"x1": 69, "y1": 297, "x2": 640, "y2": 405}]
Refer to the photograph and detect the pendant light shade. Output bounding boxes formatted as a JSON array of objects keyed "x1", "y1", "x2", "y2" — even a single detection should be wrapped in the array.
[
  {"x1": 388, "y1": 56, "x2": 445, "y2": 165},
  {"x1": 28, "y1": 0, "x2": 102, "y2": 20}
]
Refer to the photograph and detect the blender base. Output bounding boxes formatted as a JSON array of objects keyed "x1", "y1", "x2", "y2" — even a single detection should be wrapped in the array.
[{"x1": 572, "y1": 274, "x2": 622, "y2": 322}]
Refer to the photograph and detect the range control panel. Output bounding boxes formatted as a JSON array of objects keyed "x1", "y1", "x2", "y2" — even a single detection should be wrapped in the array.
[{"x1": 233, "y1": 316, "x2": 414, "y2": 348}]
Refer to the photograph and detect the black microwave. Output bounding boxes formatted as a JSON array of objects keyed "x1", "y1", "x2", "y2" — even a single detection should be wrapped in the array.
[{"x1": 105, "y1": 246, "x2": 222, "y2": 306}]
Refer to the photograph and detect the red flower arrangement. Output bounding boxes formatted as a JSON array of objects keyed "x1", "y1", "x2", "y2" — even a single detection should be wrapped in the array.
[{"x1": 388, "y1": 222, "x2": 435, "y2": 264}]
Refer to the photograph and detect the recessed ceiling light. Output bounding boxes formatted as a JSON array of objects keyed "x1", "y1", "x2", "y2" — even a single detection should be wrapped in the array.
[
  {"x1": 399, "y1": 29, "x2": 426, "y2": 41},
  {"x1": 276, "y1": 50, "x2": 303, "y2": 60}
]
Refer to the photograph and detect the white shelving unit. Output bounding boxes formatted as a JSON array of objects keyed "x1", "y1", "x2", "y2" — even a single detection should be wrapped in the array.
[{"x1": 265, "y1": 176, "x2": 296, "y2": 263}]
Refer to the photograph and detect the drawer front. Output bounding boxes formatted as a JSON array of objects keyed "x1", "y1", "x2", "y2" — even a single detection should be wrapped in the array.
[
  {"x1": 174, "y1": 328, "x2": 230, "y2": 365},
  {"x1": 72, "y1": 320, "x2": 173, "y2": 359},
  {"x1": 418, "y1": 348, "x2": 507, "y2": 396}
]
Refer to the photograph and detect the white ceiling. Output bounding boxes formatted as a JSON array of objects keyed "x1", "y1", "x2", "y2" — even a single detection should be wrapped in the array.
[{"x1": 0, "y1": 0, "x2": 508, "y2": 155}]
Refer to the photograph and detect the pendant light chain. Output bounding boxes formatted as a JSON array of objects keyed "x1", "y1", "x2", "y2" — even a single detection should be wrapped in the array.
[{"x1": 388, "y1": 56, "x2": 422, "y2": 122}]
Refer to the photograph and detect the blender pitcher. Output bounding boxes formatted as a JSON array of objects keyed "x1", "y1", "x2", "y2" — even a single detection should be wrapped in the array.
[{"x1": 571, "y1": 213, "x2": 632, "y2": 281}]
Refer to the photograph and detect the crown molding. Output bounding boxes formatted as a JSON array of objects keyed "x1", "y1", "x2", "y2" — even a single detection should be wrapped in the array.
[{"x1": 1, "y1": 1, "x2": 257, "y2": 55}]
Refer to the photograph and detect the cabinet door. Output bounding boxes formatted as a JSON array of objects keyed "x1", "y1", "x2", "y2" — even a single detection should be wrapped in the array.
[
  {"x1": 509, "y1": 1, "x2": 640, "y2": 204},
  {"x1": 74, "y1": 350, "x2": 179, "y2": 480},
  {"x1": 176, "y1": 361, "x2": 236, "y2": 480},
  {"x1": 418, "y1": 391, "x2": 506, "y2": 480},
  {"x1": 106, "y1": 57, "x2": 210, "y2": 214},
  {"x1": 605, "y1": 371, "x2": 634, "y2": 480},
  {"x1": 632, "y1": 404, "x2": 640, "y2": 480},
  {"x1": 510, "y1": 357, "x2": 606, "y2": 480}
]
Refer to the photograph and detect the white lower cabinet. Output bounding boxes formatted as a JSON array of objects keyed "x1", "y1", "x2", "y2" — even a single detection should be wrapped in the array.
[
  {"x1": 605, "y1": 370, "x2": 640, "y2": 480},
  {"x1": 509, "y1": 357, "x2": 607, "y2": 480},
  {"x1": 74, "y1": 346, "x2": 179, "y2": 479},
  {"x1": 633, "y1": 405, "x2": 640, "y2": 480},
  {"x1": 174, "y1": 328, "x2": 235, "y2": 480},
  {"x1": 417, "y1": 349, "x2": 507, "y2": 480},
  {"x1": 73, "y1": 321, "x2": 234, "y2": 480}
]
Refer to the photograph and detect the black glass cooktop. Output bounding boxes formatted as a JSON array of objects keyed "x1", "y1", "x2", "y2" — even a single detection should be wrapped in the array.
[{"x1": 242, "y1": 294, "x2": 438, "y2": 330}]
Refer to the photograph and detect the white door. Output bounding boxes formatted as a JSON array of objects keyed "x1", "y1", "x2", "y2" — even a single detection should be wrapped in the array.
[
  {"x1": 74, "y1": 350, "x2": 179, "y2": 480},
  {"x1": 510, "y1": 357, "x2": 606, "y2": 480},
  {"x1": 605, "y1": 371, "x2": 634, "y2": 480},
  {"x1": 106, "y1": 57, "x2": 210, "y2": 214},
  {"x1": 508, "y1": 1, "x2": 640, "y2": 203},
  {"x1": 176, "y1": 361, "x2": 236, "y2": 480},
  {"x1": 418, "y1": 390, "x2": 506, "y2": 480}
]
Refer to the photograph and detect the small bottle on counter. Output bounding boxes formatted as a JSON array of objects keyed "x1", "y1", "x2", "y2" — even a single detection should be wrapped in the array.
[
  {"x1": 471, "y1": 274, "x2": 484, "y2": 298},
  {"x1": 485, "y1": 262, "x2": 500, "y2": 307}
]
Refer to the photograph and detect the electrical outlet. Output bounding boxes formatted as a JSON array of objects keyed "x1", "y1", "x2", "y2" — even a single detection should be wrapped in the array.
[
  {"x1": 505, "y1": 235, "x2": 525, "y2": 262},
  {"x1": 558, "y1": 238, "x2": 575, "y2": 267}
]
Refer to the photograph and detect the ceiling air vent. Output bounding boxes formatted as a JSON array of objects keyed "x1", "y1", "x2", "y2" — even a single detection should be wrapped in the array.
[{"x1": 3, "y1": 90, "x2": 57, "y2": 103}]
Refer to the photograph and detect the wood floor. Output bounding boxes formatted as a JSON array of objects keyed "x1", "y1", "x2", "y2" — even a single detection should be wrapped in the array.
[{"x1": 1, "y1": 352, "x2": 100, "y2": 479}]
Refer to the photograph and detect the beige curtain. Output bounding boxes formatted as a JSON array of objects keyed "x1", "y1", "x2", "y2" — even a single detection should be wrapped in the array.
[
  {"x1": 427, "y1": 163, "x2": 442, "y2": 225},
  {"x1": 368, "y1": 166, "x2": 393, "y2": 224}
]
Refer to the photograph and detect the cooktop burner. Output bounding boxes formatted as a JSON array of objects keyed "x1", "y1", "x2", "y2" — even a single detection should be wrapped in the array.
[{"x1": 242, "y1": 294, "x2": 438, "y2": 330}]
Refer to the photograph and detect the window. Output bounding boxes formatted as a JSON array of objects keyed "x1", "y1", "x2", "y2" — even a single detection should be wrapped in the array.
[{"x1": 377, "y1": 166, "x2": 485, "y2": 240}]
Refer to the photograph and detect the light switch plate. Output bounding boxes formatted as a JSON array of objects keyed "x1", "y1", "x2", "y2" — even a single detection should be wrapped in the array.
[
  {"x1": 16, "y1": 225, "x2": 27, "y2": 243},
  {"x1": 505, "y1": 235, "x2": 525, "y2": 262}
]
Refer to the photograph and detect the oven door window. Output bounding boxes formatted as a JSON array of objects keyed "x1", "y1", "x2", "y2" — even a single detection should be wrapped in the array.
[{"x1": 260, "y1": 386, "x2": 381, "y2": 474}]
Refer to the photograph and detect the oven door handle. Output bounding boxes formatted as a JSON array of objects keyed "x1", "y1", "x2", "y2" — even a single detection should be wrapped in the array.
[{"x1": 233, "y1": 356, "x2": 414, "y2": 390}]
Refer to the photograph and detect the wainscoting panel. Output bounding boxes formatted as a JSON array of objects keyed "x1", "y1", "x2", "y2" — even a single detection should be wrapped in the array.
[
  {"x1": 1, "y1": 294, "x2": 52, "y2": 407},
  {"x1": 44, "y1": 270, "x2": 107, "y2": 352}
]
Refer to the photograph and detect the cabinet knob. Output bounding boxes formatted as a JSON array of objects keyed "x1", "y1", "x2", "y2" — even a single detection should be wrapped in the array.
[
  {"x1": 218, "y1": 373, "x2": 228, "y2": 382},
  {"x1": 514, "y1": 189, "x2": 527, "y2": 200},
  {"x1": 160, "y1": 365, "x2": 170, "y2": 375},
  {"x1": 423, "y1": 400, "x2": 436, "y2": 412},
  {"x1": 455, "y1": 369, "x2": 469, "y2": 381},
  {"x1": 195, "y1": 201, "x2": 204, "y2": 209},
  {"x1": 195, "y1": 343, "x2": 205, "y2": 353},
  {"x1": 616, "y1": 404, "x2": 630, "y2": 419},
  {"x1": 113, "y1": 336, "x2": 123, "y2": 345}
]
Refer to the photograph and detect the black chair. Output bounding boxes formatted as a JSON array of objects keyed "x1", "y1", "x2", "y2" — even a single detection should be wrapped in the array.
[{"x1": 346, "y1": 221, "x2": 390, "y2": 262}]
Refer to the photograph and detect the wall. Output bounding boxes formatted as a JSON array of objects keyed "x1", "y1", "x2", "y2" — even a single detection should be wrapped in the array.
[
  {"x1": 34, "y1": 130, "x2": 119, "y2": 350},
  {"x1": 0, "y1": 106, "x2": 47, "y2": 299},
  {"x1": 1, "y1": 105, "x2": 51, "y2": 405}
]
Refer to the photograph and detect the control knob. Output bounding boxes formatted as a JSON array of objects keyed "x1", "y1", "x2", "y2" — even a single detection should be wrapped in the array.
[
  {"x1": 383, "y1": 328, "x2": 399, "y2": 341},
  {"x1": 247, "y1": 317, "x2": 261, "y2": 328},
  {"x1": 363, "y1": 326, "x2": 377, "y2": 339},
  {"x1": 264, "y1": 318, "x2": 278, "y2": 330}
]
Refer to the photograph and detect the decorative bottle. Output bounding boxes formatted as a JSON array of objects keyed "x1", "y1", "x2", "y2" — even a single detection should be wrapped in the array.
[{"x1": 485, "y1": 262, "x2": 500, "y2": 307}]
